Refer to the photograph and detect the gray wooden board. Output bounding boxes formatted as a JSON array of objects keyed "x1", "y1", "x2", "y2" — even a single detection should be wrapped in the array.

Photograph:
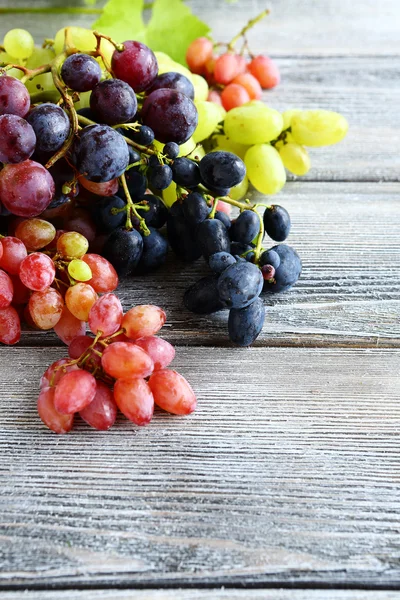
[
  {"x1": 1, "y1": 592, "x2": 400, "y2": 600},
  {"x1": 0, "y1": 347, "x2": 399, "y2": 587}
]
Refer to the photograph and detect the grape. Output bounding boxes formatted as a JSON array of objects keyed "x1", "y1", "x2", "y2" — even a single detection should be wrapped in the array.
[
  {"x1": 171, "y1": 157, "x2": 201, "y2": 188},
  {"x1": 90, "y1": 79, "x2": 137, "y2": 126},
  {"x1": 37, "y1": 387, "x2": 74, "y2": 434},
  {"x1": 126, "y1": 125, "x2": 154, "y2": 146},
  {"x1": 19, "y1": 252, "x2": 55, "y2": 291},
  {"x1": 215, "y1": 210, "x2": 231, "y2": 230},
  {"x1": 102, "y1": 342, "x2": 154, "y2": 379},
  {"x1": 65, "y1": 283, "x2": 98, "y2": 321},
  {"x1": 200, "y1": 151, "x2": 246, "y2": 190},
  {"x1": 3, "y1": 29, "x2": 34, "y2": 59},
  {"x1": 245, "y1": 144, "x2": 286, "y2": 195},
  {"x1": 228, "y1": 297, "x2": 265, "y2": 347},
  {"x1": 184, "y1": 274, "x2": 226, "y2": 314},
  {"x1": 15, "y1": 218, "x2": 55, "y2": 250},
  {"x1": 259, "y1": 249, "x2": 281, "y2": 269},
  {"x1": 0, "y1": 270, "x2": 13, "y2": 308},
  {"x1": 122, "y1": 171, "x2": 147, "y2": 201},
  {"x1": 217, "y1": 262, "x2": 263, "y2": 309},
  {"x1": 0, "y1": 160, "x2": 55, "y2": 217},
  {"x1": 79, "y1": 381, "x2": 117, "y2": 431},
  {"x1": 72, "y1": 124, "x2": 129, "y2": 182},
  {"x1": 148, "y1": 71, "x2": 195, "y2": 99},
  {"x1": 263, "y1": 205, "x2": 291, "y2": 241},
  {"x1": 54, "y1": 368, "x2": 97, "y2": 414},
  {"x1": 232, "y1": 73, "x2": 262, "y2": 100},
  {"x1": 214, "y1": 53, "x2": 240, "y2": 85},
  {"x1": 186, "y1": 37, "x2": 213, "y2": 74},
  {"x1": 82, "y1": 254, "x2": 118, "y2": 293},
  {"x1": 54, "y1": 307, "x2": 86, "y2": 345},
  {"x1": 230, "y1": 241, "x2": 254, "y2": 258},
  {"x1": 212, "y1": 134, "x2": 249, "y2": 161},
  {"x1": 89, "y1": 293, "x2": 123, "y2": 337},
  {"x1": 263, "y1": 244, "x2": 302, "y2": 294},
  {"x1": 192, "y1": 100, "x2": 223, "y2": 143},
  {"x1": 163, "y1": 142, "x2": 180, "y2": 159},
  {"x1": 149, "y1": 164, "x2": 173, "y2": 190},
  {"x1": 208, "y1": 90, "x2": 222, "y2": 105},
  {"x1": 0, "y1": 236, "x2": 27, "y2": 274},
  {"x1": 0, "y1": 305, "x2": 20, "y2": 344},
  {"x1": 261, "y1": 264, "x2": 275, "y2": 280},
  {"x1": 40, "y1": 358, "x2": 79, "y2": 389},
  {"x1": 197, "y1": 218, "x2": 231, "y2": 259},
  {"x1": 142, "y1": 194, "x2": 168, "y2": 229},
  {"x1": 61, "y1": 53, "x2": 102, "y2": 92},
  {"x1": 192, "y1": 74, "x2": 209, "y2": 102},
  {"x1": 54, "y1": 27, "x2": 114, "y2": 65},
  {"x1": 122, "y1": 305, "x2": 166, "y2": 340},
  {"x1": 248, "y1": 55, "x2": 280, "y2": 89},
  {"x1": 138, "y1": 228, "x2": 168, "y2": 272},
  {"x1": 56, "y1": 231, "x2": 88, "y2": 259},
  {"x1": 27, "y1": 104, "x2": 70, "y2": 153},
  {"x1": 112, "y1": 41, "x2": 158, "y2": 92},
  {"x1": 148, "y1": 369, "x2": 196, "y2": 416},
  {"x1": 68, "y1": 335, "x2": 94, "y2": 359},
  {"x1": 79, "y1": 177, "x2": 119, "y2": 197},
  {"x1": 135, "y1": 336, "x2": 175, "y2": 371},
  {"x1": 0, "y1": 75, "x2": 30, "y2": 117},
  {"x1": 142, "y1": 89, "x2": 198, "y2": 144},
  {"x1": 221, "y1": 83, "x2": 250, "y2": 111},
  {"x1": 25, "y1": 46, "x2": 56, "y2": 96},
  {"x1": 113, "y1": 378, "x2": 154, "y2": 425},
  {"x1": 278, "y1": 142, "x2": 311, "y2": 176},
  {"x1": 230, "y1": 210, "x2": 260, "y2": 244},
  {"x1": 29, "y1": 288, "x2": 64, "y2": 330},
  {"x1": 167, "y1": 212, "x2": 202, "y2": 262},
  {"x1": 225, "y1": 104, "x2": 283, "y2": 145},
  {"x1": 229, "y1": 176, "x2": 249, "y2": 202},
  {"x1": 209, "y1": 252, "x2": 236, "y2": 274},
  {"x1": 291, "y1": 110, "x2": 348, "y2": 147},
  {"x1": 65, "y1": 209, "x2": 96, "y2": 244},
  {"x1": 68, "y1": 259, "x2": 92, "y2": 282},
  {"x1": 102, "y1": 228, "x2": 143, "y2": 277},
  {"x1": 182, "y1": 191, "x2": 210, "y2": 225},
  {"x1": 0, "y1": 115, "x2": 36, "y2": 164}
]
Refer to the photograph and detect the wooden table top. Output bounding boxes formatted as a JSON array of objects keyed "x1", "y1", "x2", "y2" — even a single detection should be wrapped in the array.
[{"x1": 0, "y1": 1, "x2": 399, "y2": 598}]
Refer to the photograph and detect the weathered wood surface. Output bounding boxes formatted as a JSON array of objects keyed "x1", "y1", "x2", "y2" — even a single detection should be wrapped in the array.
[
  {"x1": 1, "y1": 347, "x2": 399, "y2": 587},
  {"x1": 1, "y1": 592, "x2": 400, "y2": 600}
]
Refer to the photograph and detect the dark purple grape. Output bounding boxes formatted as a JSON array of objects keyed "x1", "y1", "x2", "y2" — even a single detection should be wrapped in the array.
[
  {"x1": 72, "y1": 124, "x2": 129, "y2": 182},
  {"x1": 112, "y1": 41, "x2": 158, "y2": 92},
  {"x1": 197, "y1": 218, "x2": 230, "y2": 259},
  {"x1": 259, "y1": 249, "x2": 281, "y2": 269},
  {"x1": 215, "y1": 210, "x2": 231, "y2": 229},
  {"x1": 61, "y1": 53, "x2": 102, "y2": 92},
  {"x1": 263, "y1": 244, "x2": 301, "y2": 293},
  {"x1": 138, "y1": 227, "x2": 168, "y2": 272},
  {"x1": 127, "y1": 125, "x2": 154, "y2": 146},
  {"x1": 90, "y1": 79, "x2": 137, "y2": 125},
  {"x1": 209, "y1": 252, "x2": 236, "y2": 274},
  {"x1": 149, "y1": 164, "x2": 173, "y2": 190},
  {"x1": 163, "y1": 142, "x2": 179, "y2": 159},
  {"x1": 94, "y1": 195, "x2": 127, "y2": 232},
  {"x1": 228, "y1": 297, "x2": 265, "y2": 347},
  {"x1": 142, "y1": 194, "x2": 168, "y2": 229},
  {"x1": 0, "y1": 76, "x2": 30, "y2": 117},
  {"x1": 200, "y1": 151, "x2": 246, "y2": 190},
  {"x1": 171, "y1": 157, "x2": 201, "y2": 188},
  {"x1": 121, "y1": 170, "x2": 147, "y2": 200},
  {"x1": 102, "y1": 228, "x2": 143, "y2": 277},
  {"x1": 184, "y1": 275, "x2": 226, "y2": 314},
  {"x1": 167, "y1": 214, "x2": 202, "y2": 262},
  {"x1": 217, "y1": 261, "x2": 263, "y2": 309},
  {"x1": 128, "y1": 146, "x2": 141, "y2": 164},
  {"x1": 148, "y1": 155, "x2": 160, "y2": 168},
  {"x1": 230, "y1": 210, "x2": 260, "y2": 244},
  {"x1": 148, "y1": 72, "x2": 195, "y2": 99},
  {"x1": 0, "y1": 115, "x2": 36, "y2": 163},
  {"x1": 27, "y1": 103, "x2": 70, "y2": 153},
  {"x1": 263, "y1": 205, "x2": 291, "y2": 242},
  {"x1": 141, "y1": 89, "x2": 198, "y2": 144},
  {"x1": 182, "y1": 191, "x2": 210, "y2": 225}
]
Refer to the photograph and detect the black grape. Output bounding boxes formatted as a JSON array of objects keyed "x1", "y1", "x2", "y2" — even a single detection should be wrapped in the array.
[
  {"x1": 215, "y1": 210, "x2": 231, "y2": 229},
  {"x1": 149, "y1": 164, "x2": 173, "y2": 190},
  {"x1": 138, "y1": 228, "x2": 168, "y2": 272},
  {"x1": 259, "y1": 248, "x2": 281, "y2": 269},
  {"x1": 27, "y1": 103, "x2": 70, "y2": 153},
  {"x1": 228, "y1": 297, "x2": 265, "y2": 347},
  {"x1": 230, "y1": 210, "x2": 260, "y2": 244},
  {"x1": 121, "y1": 170, "x2": 147, "y2": 200},
  {"x1": 61, "y1": 53, "x2": 102, "y2": 92},
  {"x1": 184, "y1": 275, "x2": 226, "y2": 314},
  {"x1": 128, "y1": 146, "x2": 141, "y2": 164},
  {"x1": 171, "y1": 157, "x2": 201, "y2": 188},
  {"x1": 200, "y1": 151, "x2": 246, "y2": 189},
  {"x1": 217, "y1": 261, "x2": 263, "y2": 309},
  {"x1": 148, "y1": 72, "x2": 195, "y2": 99},
  {"x1": 127, "y1": 125, "x2": 155, "y2": 146},
  {"x1": 141, "y1": 89, "x2": 198, "y2": 144},
  {"x1": 142, "y1": 194, "x2": 168, "y2": 228},
  {"x1": 230, "y1": 241, "x2": 254, "y2": 257},
  {"x1": 167, "y1": 214, "x2": 202, "y2": 262},
  {"x1": 94, "y1": 195, "x2": 126, "y2": 232},
  {"x1": 163, "y1": 142, "x2": 179, "y2": 159},
  {"x1": 263, "y1": 244, "x2": 301, "y2": 293},
  {"x1": 77, "y1": 107, "x2": 98, "y2": 122},
  {"x1": 102, "y1": 228, "x2": 143, "y2": 276},
  {"x1": 263, "y1": 205, "x2": 291, "y2": 242},
  {"x1": 90, "y1": 79, "x2": 137, "y2": 125},
  {"x1": 72, "y1": 124, "x2": 129, "y2": 182},
  {"x1": 197, "y1": 218, "x2": 230, "y2": 259},
  {"x1": 182, "y1": 191, "x2": 210, "y2": 225},
  {"x1": 209, "y1": 251, "x2": 236, "y2": 274}
]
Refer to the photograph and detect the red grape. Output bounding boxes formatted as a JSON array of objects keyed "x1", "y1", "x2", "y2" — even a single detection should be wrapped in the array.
[
  {"x1": 79, "y1": 381, "x2": 117, "y2": 430},
  {"x1": 37, "y1": 386, "x2": 74, "y2": 434},
  {"x1": 19, "y1": 252, "x2": 55, "y2": 291},
  {"x1": 78, "y1": 176, "x2": 119, "y2": 197},
  {"x1": 0, "y1": 115, "x2": 36, "y2": 164},
  {"x1": 0, "y1": 269, "x2": 13, "y2": 308},
  {"x1": 101, "y1": 342, "x2": 154, "y2": 379},
  {"x1": 54, "y1": 368, "x2": 97, "y2": 414},
  {"x1": 88, "y1": 293, "x2": 123, "y2": 337},
  {"x1": 54, "y1": 306, "x2": 86, "y2": 345},
  {"x1": 0, "y1": 160, "x2": 55, "y2": 217},
  {"x1": 28, "y1": 288, "x2": 64, "y2": 330},
  {"x1": 186, "y1": 37, "x2": 214, "y2": 75},
  {"x1": 9, "y1": 274, "x2": 29, "y2": 305},
  {"x1": 148, "y1": 369, "x2": 197, "y2": 415},
  {"x1": 82, "y1": 254, "x2": 118, "y2": 293},
  {"x1": 0, "y1": 305, "x2": 21, "y2": 344},
  {"x1": 221, "y1": 83, "x2": 250, "y2": 110},
  {"x1": 232, "y1": 72, "x2": 262, "y2": 100},
  {"x1": 214, "y1": 53, "x2": 240, "y2": 85},
  {"x1": 122, "y1": 305, "x2": 166, "y2": 339},
  {"x1": 112, "y1": 41, "x2": 158, "y2": 92},
  {"x1": 68, "y1": 335, "x2": 102, "y2": 369},
  {"x1": 207, "y1": 90, "x2": 222, "y2": 105},
  {"x1": 0, "y1": 236, "x2": 27, "y2": 274},
  {"x1": 65, "y1": 283, "x2": 98, "y2": 322},
  {"x1": 248, "y1": 55, "x2": 280, "y2": 89},
  {"x1": 135, "y1": 336, "x2": 175, "y2": 371},
  {"x1": 40, "y1": 358, "x2": 79, "y2": 389},
  {"x1": 15, "y1": 218, "x2": 56, "y2": 250},
  {"x1": 113, "y1": 377, "x2": 154, "y2": 425},
  {"x1": 0, "y1": 75, "x2": 30, "y2": 117}
]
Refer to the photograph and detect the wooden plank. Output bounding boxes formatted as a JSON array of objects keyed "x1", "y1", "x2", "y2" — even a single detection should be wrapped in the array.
[
  {"x1": 0, "y1": 346, "x2": 399, "y2": 587},
  {"x1": 16, "y1": 182, "x2": 400, "y2": 349}
]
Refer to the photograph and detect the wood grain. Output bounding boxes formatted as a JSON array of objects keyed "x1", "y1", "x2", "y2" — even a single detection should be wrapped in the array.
[{"x1": 1, "y1": 347, "x2": 399, "y2": 587}]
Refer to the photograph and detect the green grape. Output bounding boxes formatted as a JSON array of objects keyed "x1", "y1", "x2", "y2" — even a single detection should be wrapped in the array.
[
  {"x1": 0, "y1": 52, "x2": 24, "y2": 79},
  {"x1": 162, "y1": 182, "x2": 178, "y2": 208},
  {"x1": 291, "y1": 110, "x2": 348, "y2": 147},
  {"x1": 229, "y1": 175, "x2": 249, "y2": 201},
  {"x1": 245, "y1": 144, "x2": 286, "y2": 195},
  {"x1": 154, "y1": 51, "x2": 172, "y2": 64},
  {"x1": 25, "y1": 46, "x2": 56, "y2": 95},
  {"x1": 3, "y1": 29, "x2": 34, "y2": 60},
  {"x1": 212, "y1": 134, "x2": 250, "y2": 160},
  {"x1": 57, "y1": 232, "x2": 89, "y2": 259},
  {"x1": 193, "y1": 101, "x2": 223, "y2": 143},
  {"x1": 282, "y1": 109, "x2": 302, "y2": 130},
  {"x1": 68, "y1": 259, "x2": 92, "y2": 282},
  {"x1": 158, "y1": 60, "x2": 193, "y2": 81},
  {"x1": 279, "y1": 142, "x2": 311, "y2": 176},
  {"x1": 54, "y1": 27, "x2": 114, "y2": 66},
  {"x1": 191, "y1": 74, "x2": 208, "y2": 101},
  {"x1": 224, "y1": 103, "x2": 283, "y2": 145}
]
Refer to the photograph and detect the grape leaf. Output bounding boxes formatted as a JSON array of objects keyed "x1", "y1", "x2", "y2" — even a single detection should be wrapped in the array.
[{"x1": 92, "y1": 0, "x2": 147, "y2": 44}]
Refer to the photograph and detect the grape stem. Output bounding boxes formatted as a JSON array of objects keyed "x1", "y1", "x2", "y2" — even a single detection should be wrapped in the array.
[
  {"x1": 227, "y1": 9, "x2": 270, "y2": 51},
  {"x1": 93, "y1": 31, "x2": 124, "y2": 53},
  {"x1": 119, "y1": 173, "x2": 151, "y2": 235}
]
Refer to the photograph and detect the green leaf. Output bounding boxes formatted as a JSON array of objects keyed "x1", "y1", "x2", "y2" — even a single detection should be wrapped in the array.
[
  {"x1": 146, "y1": 0, "x2": 210, "y2": 64},
  {"x1": 92, "y1": 0, "x2": 147, "y2": 43}
]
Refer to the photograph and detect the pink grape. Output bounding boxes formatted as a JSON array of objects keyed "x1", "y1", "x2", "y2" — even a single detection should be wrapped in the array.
[
  {"x1": 88, "y1": 293, "x2": 123, "y2": 337},
  {"x1": 54, "y1": 307, "x2": 86, "y2": 345},
  {"x1": 135, "y1": 336, "x2": 175, "y2": 371},
  {"x1": 122, "y1": 305, "x2": 166, "y2": 339},
  {"x1": 28, "y1": 288, "x2": 64, "y2": 330},
  {"x1": 78, "y1": 176, "x2": 119, "y2": 197},
  {"x1": 65, "y1": 283, "x2": 98, "y2": 322},
  {"x1": 0, "y1": 115, "x2": 36, "y2": 164},
  {"x1": 79, "y1": 381, "x2": 117, "y2": 431},
  {"x1": 15, "y1": 218, "x2": 56, "y2": 250},
  {"x1": 82, "y1": 254, "x2": 118, "y2": 293},
  {"x1": 68, "y1": 335, "x2": 102, "y2": 369},
  {"x1": 0, "y1": 75, "x2": 30, "y2": 117},
  {"x1": 232, "y1": 72, "x2": 263, "y2": 100},
  {"x1": 19, "y1": 252, "x2": 55, "y2": 291},
  {"x1": 148, "y1": 369, "x2": 197, "y2": 415},
  {"x1": 40, "y1": 358, "x2": 79, "y2": 389},
  {"x1": 111, "y1": 40, "x2": 158, "y2": 92},
  {"x1": 37, "y1": 386, "x2": 74, "y2": 434},
  {"x1": 221, "y1": 83, "x2": 250, "y2": 111},
  {"x1": 214, "y1": 53, "x2": 240, "y2": 85},
  {"x1": 9, "y1": 275, "x2": 29, "y2": 305},
  {"x1": 0, "y1": 160, "x2": 55, "y2": 217},
  {"x1": 186, "y1": 37, "x2": 214, "y2": 75},
  {"x1": 248, "y1": 55, "x2": 280, "y2": 89},
  {"x1": 0, "y1": 236, "x2": 27, "y2": 274},
  {"x1": 54, "y1": 368, "x2": 97, "y2": 414},
  {"x1": 101, "y1": 342, "x2": 154, "y2": 379},
  {"x1": 0, "y1": 305, "x2": 21, "y2": 344},
  {"x1": 0, "y1": 269, "x2": 14, "y2": 308},
  {"x1": 113, "y1": 377, "x2": 154, "y2": 425}
]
